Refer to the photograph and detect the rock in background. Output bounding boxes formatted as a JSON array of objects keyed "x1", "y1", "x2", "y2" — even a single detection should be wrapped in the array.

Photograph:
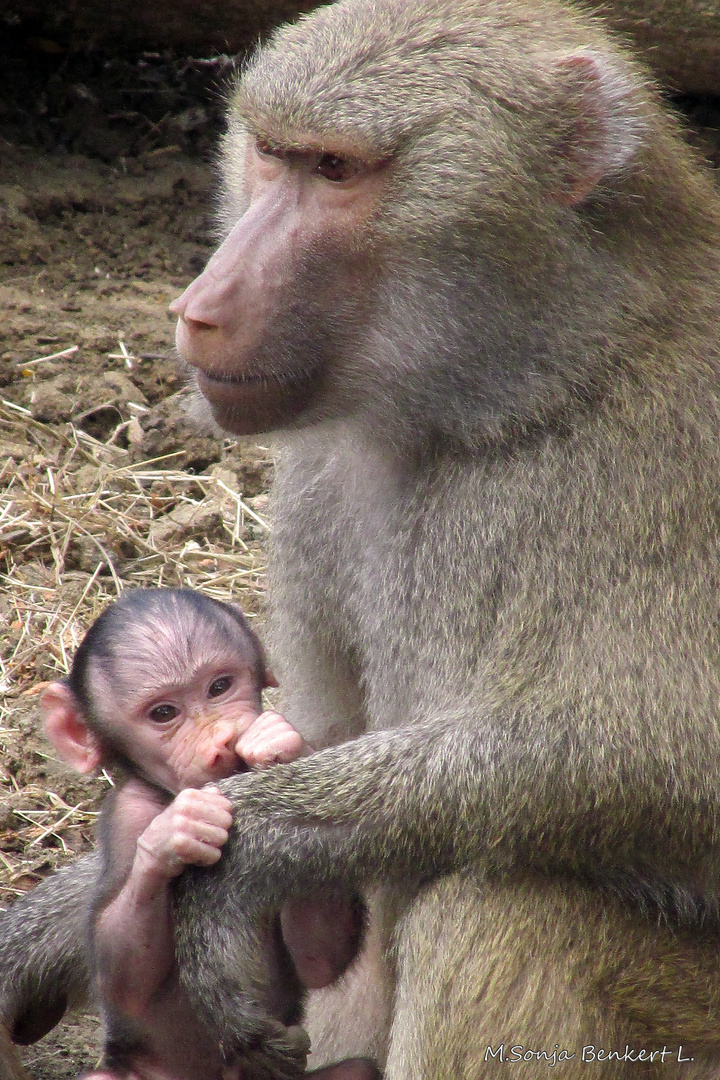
[{"x1": 601, "y1": 0, "x2": 720, "y2": 94}]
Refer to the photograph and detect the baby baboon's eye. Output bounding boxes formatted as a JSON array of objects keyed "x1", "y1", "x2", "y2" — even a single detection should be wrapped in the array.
[
  {"x1": 208, "y1": 676, "x2": 233, "y2": 698},
  {"x1": 148, "y1": 703, "x2": 180, "y2": 723}
]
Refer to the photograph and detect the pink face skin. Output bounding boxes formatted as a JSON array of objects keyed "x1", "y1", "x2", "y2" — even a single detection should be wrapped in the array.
[
  {"x1": 94, "y1": 658, "x2": 267, "y2": 793},
  {"x1": 169, "y1": 135, "x2": 386, "y2": 436},
  {"x1": 41, "y1": 607, "x2": 305, "y2": 796}
]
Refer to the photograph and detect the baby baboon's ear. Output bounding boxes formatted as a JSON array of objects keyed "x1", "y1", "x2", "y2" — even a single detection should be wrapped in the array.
[{"x1": 41, "y1": 682, "x2": 104, "y2": 775}]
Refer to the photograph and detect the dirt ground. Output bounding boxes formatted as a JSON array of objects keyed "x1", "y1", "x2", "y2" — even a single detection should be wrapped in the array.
[
  {"x1": 1, "y1": 36, "x2": 720, "y2": 1080},
  {"x1": 0, "y1": 46, "x2": 276, "y2": 1078}
]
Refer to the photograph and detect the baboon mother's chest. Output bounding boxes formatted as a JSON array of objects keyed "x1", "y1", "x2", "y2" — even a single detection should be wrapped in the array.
[{"x1": 274, "y1": 445, "x2": 533, "y2": 706}]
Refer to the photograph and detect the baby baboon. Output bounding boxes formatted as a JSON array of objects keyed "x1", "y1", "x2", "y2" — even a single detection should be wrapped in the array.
[{"x1": 40, "y1": 588, "x2": 373, "y2": 1080}]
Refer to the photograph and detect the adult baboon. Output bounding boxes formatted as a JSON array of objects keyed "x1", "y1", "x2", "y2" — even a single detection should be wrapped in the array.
[
  {"x1": 4, "y1": 0, "x2": 720, "y2": 1077},
  {"x1": 167, "y1": 0, "x2": 720, "y2": 1076}
]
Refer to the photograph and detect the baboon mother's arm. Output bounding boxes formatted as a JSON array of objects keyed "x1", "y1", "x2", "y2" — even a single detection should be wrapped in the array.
[
  {"x1": 0, "y1": 852, "x2": 99, "y2": 1044},
  {"x1": 172, "y1": 705, "x2": 717, "y2": 1053}
]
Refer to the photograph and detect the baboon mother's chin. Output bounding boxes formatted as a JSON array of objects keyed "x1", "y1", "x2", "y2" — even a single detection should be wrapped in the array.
[{"x1": 192, "y1": 367, "x2": 322, "y2": 436}]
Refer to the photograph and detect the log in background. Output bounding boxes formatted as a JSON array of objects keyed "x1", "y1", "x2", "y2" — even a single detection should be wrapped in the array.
[{"x1": 1, "y1": 0, "x2": 719, "y2": 95}]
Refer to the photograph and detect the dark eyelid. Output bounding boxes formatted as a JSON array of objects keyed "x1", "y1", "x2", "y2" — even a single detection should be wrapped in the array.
[
  {"x1": 255, "y1": 138, "x2": 285, "y2": 159},
  {"x1": 255, "y1": 138, "x2": 359, "y2": 179}
]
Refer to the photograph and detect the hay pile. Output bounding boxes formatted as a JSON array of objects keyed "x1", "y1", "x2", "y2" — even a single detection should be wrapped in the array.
[{"x1": 0, "y1": 389, "x2": 273, "y2": 903}]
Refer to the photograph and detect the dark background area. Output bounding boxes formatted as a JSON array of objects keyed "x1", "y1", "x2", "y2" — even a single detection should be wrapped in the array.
[{"x1": 1, "y1": 0, "x2": 719, "y2": 171}]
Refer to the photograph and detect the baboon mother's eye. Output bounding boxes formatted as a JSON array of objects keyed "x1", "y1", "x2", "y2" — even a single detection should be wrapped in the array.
[
  {"x1": 315, "y1": 153, "x2": 356, "y2": 182},
  {"x1": 255, "y1": 138, "x2": 284, "y2": 159},
  {"x1": 208, "y1": 676, "x2": 233, "y2": 698},
  {"x1": 254, "y1": 138, "x2": 364, "y2": 183}
]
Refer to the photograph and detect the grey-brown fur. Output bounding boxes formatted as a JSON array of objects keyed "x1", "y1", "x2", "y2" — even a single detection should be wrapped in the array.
[
  {"x1": 172, "y1": 0, "x2": 720, "y2": 1075},
  {"x1": 0, "y1": 855, "x2": 97, "y2": 1045},
  {"x1": 0, "y1": 1024, "x2": 30, "y2": 1080},
  {"x1": 4, "y1": 0, "x2": 720, "y2": 1075}
]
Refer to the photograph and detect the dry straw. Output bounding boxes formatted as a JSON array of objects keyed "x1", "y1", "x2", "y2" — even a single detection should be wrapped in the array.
[{"x1": 0, "y1": 398, "x2": 271, "y2": 899}]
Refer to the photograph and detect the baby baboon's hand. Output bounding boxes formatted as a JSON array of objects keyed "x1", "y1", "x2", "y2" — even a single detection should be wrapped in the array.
[
  {"x1": 136, "y1": 787, "x2": 233, "y2": 878},
  {"x1": 237, "y1": 711, "x2": 311, "y2": 768}
]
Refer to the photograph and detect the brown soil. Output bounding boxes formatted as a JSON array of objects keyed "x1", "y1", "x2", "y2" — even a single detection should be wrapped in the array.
[
  {"x1": 0, "y1": 56, "x2": 275, "y2": 1079},
  {"x1": 1, "y1": 40, "x2": 719, "y2": 1080}
]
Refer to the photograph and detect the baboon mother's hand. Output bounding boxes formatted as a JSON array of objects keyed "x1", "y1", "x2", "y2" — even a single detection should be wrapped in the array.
[{"x1": 170, "y1": 734, "x2": 417, "y2": 1061}]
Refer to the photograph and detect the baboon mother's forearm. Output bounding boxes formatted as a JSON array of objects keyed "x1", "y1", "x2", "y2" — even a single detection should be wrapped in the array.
[
  {"x1": 179, "y1": 715, "x2": 715, "y2": 912},
  {"x1": 0, "y1": 852, "x2": 99, "y2": 1043},
  {"x1": 171, "y1": 714, "x2": 715, "y2": 1058}
]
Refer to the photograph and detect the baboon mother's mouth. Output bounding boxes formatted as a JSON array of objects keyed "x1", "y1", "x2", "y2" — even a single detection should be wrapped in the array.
[
  {"x1": 194, "y1": 365, "x2": 322, "y2": 433},
  {"x1": 197, "y1": 365, "x2": 321, "y2": 395}
]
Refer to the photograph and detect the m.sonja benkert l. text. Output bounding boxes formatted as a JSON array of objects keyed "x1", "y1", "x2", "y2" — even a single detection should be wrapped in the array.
[{"x1": 484, "y1": 1045, "x2": 695, "y2": 1066}]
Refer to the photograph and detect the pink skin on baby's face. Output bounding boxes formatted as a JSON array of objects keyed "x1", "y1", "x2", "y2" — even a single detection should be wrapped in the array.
[
  {"x1": 81, "y1": 608, "x2": 306, "y2": 792},
  {"x1": 94, "y1": 658, "x2": 266, "y2": 792}
]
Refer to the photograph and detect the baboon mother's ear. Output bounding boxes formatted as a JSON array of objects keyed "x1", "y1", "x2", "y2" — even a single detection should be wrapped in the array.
[
  {"x1": 549, "y1": 49, "x2": 646, "y2": 205},
  {"x1": 41, "y1": 682, "x2": 104, "y2": 775}
]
